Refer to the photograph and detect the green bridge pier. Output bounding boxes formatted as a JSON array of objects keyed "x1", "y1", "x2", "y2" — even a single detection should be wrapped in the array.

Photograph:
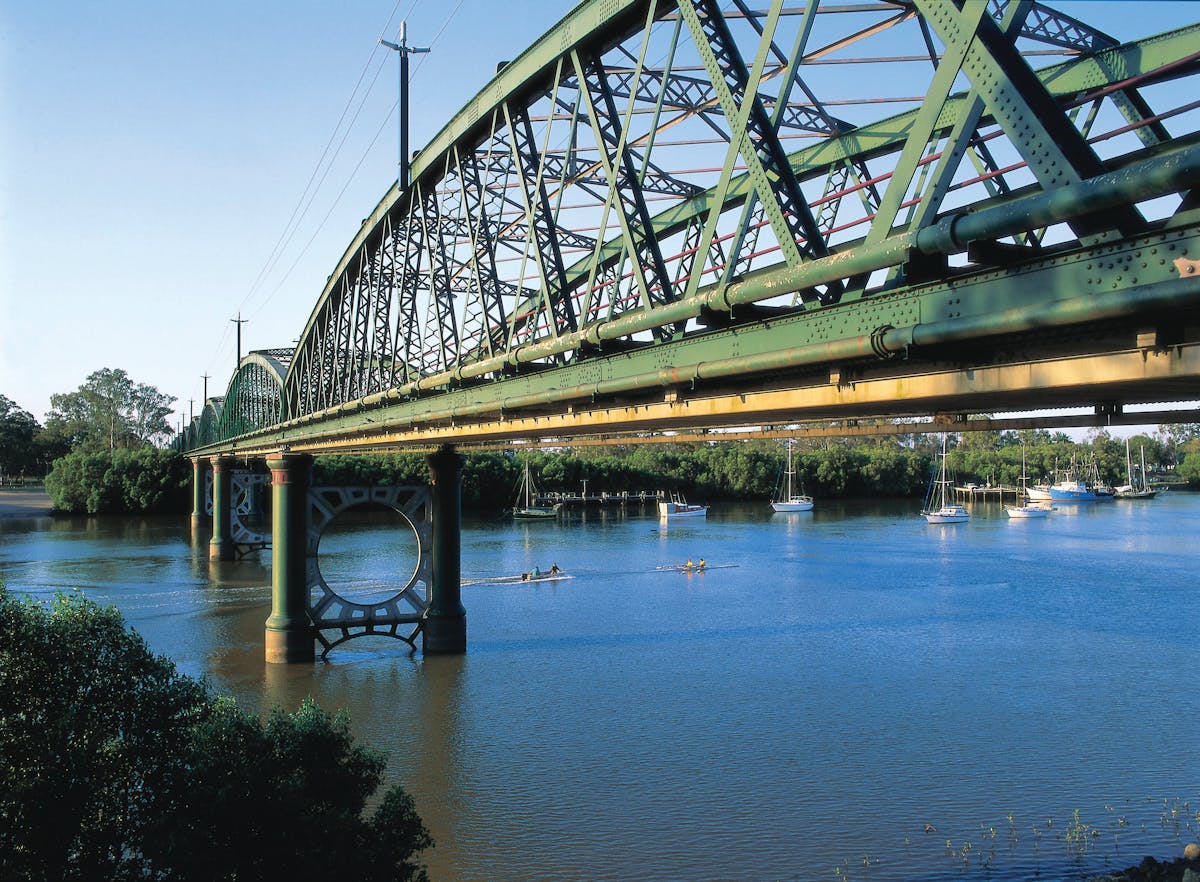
[{"x1": 190, "y1": 446, "x2": 467, "y2": 663}]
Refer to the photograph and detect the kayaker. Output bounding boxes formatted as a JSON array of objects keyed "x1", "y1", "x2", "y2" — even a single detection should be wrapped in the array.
[
  {"x1": 698, "y1": 558, "x2": 706, "y2": 569},
  {"x1": 549, "y1": 563, "x2": 561, "y2": 574},
  {"x1": 685, "y1": 558, "x2": 694, "y2": 569},
  {"x1": 532, "y1": 565, "x2": 541, "y2": 577}
]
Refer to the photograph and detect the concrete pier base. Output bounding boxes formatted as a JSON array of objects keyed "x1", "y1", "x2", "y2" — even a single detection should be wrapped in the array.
[
  {"x1": 265, "y1": 625, "x2": 315, "y2": 665},
  {"x1": 422, "y1": 615, "x2": 467, "y2": 654}
]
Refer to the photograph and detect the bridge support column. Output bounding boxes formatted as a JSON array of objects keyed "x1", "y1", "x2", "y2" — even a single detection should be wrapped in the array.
[
  {"x1": 265, "y1": 453, "x2": 314, "y2": 663},
  {"x1": 208, "y1": 455, "x2": 235, "y2": 562},
  {"x1": 190, "y1": 457, "x2": 210, "y2": 543},
  {"x1": 191, "y1": 457, "x2": 209, "y2": 526},
  {"x1": 423, "y1": 445, "x2": 466, "y2": 654}
]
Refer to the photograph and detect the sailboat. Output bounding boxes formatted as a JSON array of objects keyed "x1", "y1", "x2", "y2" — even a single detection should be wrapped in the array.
[
  {"x1": 771, "y1": 440, "x2": 813, "y2": 512},
  {"x1": 1006, "y1": 443, "x2": 1051, "y2": 518},
  {"x1": 512, "y1": 460, "x2": 561, "y2": 520},
  {"x1": 1114, "y1": 440, "x2": 1157, "y2": 499},
  {"x1": 922, "y1": 435, "x2": 970, "y2": 524}
]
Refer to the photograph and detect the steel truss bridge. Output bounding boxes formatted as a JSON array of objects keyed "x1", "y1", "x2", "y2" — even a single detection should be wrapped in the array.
[{"x1": 182, "y1": 0, "x2": 1200, "y2": 457}]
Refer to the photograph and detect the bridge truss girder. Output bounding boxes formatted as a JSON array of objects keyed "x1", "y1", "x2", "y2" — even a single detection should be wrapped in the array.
[
  {"x1": 188, "y1": 0, "x2": 1200, "y2": 452},
  {"x1": 194, "y1": 205, "x2": 1200, "y2": 456}
]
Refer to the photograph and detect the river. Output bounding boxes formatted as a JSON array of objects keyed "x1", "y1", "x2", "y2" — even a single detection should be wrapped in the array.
[{"x1": 1, "y1": 492, "x2": 1197, "y2": 881}]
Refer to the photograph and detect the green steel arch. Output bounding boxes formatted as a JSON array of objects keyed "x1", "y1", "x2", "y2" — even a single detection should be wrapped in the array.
[
  {"x1": 195, "y1": 399, "x2": 224, "y2": 448},
  {"x1": 277, "y1": 0, "x2": 1200, "y2": 429},
  {"x1": 217, "y1": 349, "x2": 292, "y2": 442}
]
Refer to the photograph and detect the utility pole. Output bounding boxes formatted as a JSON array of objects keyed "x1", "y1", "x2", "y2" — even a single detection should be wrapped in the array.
[
  {"x1": 202, "y1": 373, "x2": 210, "y2": 403},
  {"x1": 189, "y1": 399, "x2": 194, "y2": 421},
  {"x1": 380, "y1": 22, "x2": 429, "y2": 190},
  {"x1": 231, "y1": 312, "x2": 248, "y2": 367}
]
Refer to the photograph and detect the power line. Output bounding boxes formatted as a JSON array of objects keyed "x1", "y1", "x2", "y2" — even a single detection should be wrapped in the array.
[{"x1": 236, "y1": 0, "x2": 409, "y2": 317}]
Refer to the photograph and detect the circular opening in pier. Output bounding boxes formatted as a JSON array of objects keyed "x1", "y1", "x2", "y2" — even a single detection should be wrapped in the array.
[{"x1": 315, "y1": 504, "x2": 421, "y2": 606}]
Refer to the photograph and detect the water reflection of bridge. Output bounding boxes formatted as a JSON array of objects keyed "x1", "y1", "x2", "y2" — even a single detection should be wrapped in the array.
[{"x1": 174, "y1": 0, "x2": 1200, "y2": 660}]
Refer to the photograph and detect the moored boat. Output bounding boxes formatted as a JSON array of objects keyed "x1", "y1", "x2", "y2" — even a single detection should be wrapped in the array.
[
  {"x1": 658, "y1": 492, "x2": 708, "y2": 519},
  {"x1": 512, "y1": 461, "x2": 561, "y2": 520},
  {"x1": 1025, "y1": 478, "x2": 1113, "y2": 503},
  {"x1": 1005, "y1": 502, "x2": 1052, "y2": 519},
  {"x1": 1006, "y1": 443, "x2": 1053, "y2": 519},
  {"x1": 771, "y1": 440, "x2": 813, "y2": 512},
  {"x1": 1114, "y1": 440, "x2": 1157, "y2": 499},
  {"x1": 1026, "y1": 453, "x2": 1113, "y2": 502},
  {"x1": 922, "y1": 435, "x2": 970, "y2": 524}
]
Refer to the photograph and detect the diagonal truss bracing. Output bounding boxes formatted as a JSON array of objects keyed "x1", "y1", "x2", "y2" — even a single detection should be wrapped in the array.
[{"x1": 186, "y1": 0, "x2": 1200, "y2": 446}]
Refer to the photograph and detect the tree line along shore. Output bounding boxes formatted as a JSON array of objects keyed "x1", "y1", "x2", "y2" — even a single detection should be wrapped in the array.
[
  {"x1": 7, "y1": 370, "x2": 1200, "y2": 514},
  {"x1": 16, "y1": 428, "x2": 1200, "y2": 516}
]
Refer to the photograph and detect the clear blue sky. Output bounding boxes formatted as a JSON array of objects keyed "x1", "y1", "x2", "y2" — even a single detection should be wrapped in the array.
[{"x1": 0, "y1": 1, "x2": 1189, "y2": 434}]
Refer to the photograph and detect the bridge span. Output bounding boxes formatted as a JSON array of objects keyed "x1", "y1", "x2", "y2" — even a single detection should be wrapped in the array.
[{"x1": 176, "y1": 0, "x2": 1200, "y2": 660}]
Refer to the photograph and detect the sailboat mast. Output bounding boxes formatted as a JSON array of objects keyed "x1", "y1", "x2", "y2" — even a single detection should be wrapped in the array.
[
  {"x1": 786, "y1": 440, "x2": 793, "y2": 499},
  {"x1": 1020, "y1": 443, "x2": 1027, "y2": 497},
  {"x1": 1140, "y1": 445, "x2": 1148, "y2": 491},
  {"x1": 940, "y1": 435, "x2": 948, "y2": 508},
  {"x1": 1125, "y1": 438, "x2": 1133, "y2": 487}
]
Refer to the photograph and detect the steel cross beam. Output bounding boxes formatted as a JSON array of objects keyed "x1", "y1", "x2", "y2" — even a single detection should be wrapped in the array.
[
  {"x1": 574, "y1": 50, "x2": 678, "y2": 319},
  {"x1": 503, "y1": 102, "x2": 578, "y2": 342},
  {"x1": 677, "y1": 0, "x2": 829, "y2": 272}
]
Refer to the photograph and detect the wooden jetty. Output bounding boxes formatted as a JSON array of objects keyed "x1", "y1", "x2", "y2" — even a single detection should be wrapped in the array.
[
  {"x1": 953, "y1": 484, "x2": 1022, "y2": 503},
  {"x1": 535, "y1": 489, "x2": 662, "y2": 507}
]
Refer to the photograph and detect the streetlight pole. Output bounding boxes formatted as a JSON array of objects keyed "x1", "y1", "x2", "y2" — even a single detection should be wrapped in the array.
[
  {"x1": 202, "y1": 373, "x2": 210, "y2": 403},
  {"x1": 380, "y1": 22, "x2": 429, "y2": 190}
]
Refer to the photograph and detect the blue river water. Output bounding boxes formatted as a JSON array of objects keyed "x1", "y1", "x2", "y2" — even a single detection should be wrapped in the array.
[{"x1": 1, "y1": 492, "x2": 1197, "y2": 881}]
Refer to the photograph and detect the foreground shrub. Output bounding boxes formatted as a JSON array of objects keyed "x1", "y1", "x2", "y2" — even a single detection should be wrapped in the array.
[{"x1": 0, "y1": 587, "x2": 432, "y2": 882}]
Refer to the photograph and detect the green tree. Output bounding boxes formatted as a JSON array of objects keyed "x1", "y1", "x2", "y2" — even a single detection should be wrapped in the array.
[
  {"x1": 0, "y1": 587, "x2": 432, "y2": 882},
  {"x1": 1176, "y1": 441, "x2": 1200, "y2": 485},
  {"x1": 0, "y1": 394, "x2": 39, "y2": 479},
  {"x1": 46, "y1": 368, "x2": 176, "y2": 452},
  {"x1": 44, "y1": 448, "x2": 191, "y2": 514}
]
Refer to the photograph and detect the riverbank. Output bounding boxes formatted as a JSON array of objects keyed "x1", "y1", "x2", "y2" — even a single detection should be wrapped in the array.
[
  {"x1": 0, "y1": 488, "x2": 53, "y2": 518},
  {"x1": 1094, "y1": 849, "x2": 1200, "y2": 882}
]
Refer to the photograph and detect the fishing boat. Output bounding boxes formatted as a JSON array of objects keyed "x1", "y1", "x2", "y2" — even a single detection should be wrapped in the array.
[
  {"x1": 1025, "y1": 475, "x2": 1113, "y2": 502},
  {"x1": 1006, "y1": 443, "x2": 1051, "y2": 519},
  {"x1": 1026, "y1": 453, "x2": 1113, "y2": 502},
  {"x1": 512, "y1": 461, "x2": 561, "y2": 520},
  {"x1": 771, "y1": 440, "x2": 813, "y2": 512},
  {"x1": 1114, "y1": 440, "x2": 1157, "y2": 499},
  {"x1": 922, "y1": 435, "x2": 970, "y2": 524},
  {"x1": 657, "y1": 491, "x2": 708, "y2": 519}
]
